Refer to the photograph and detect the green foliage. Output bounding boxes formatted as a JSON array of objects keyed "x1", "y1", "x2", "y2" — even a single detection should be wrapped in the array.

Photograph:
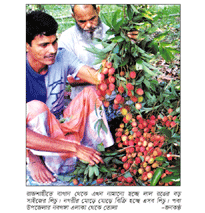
[
  {"x1": 150, "y1": 167, "x2": 164, "y2": 186},
  {"x1": 57, "y1": 143, "x2": 124, "y2": 185},
  {"x1": 26, "y1": 4, "x2": 180, "y2": 186}
]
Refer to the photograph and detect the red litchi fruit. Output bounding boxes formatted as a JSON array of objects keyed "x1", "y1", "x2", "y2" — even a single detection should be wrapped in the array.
[
  {"x1": 130, "y1": 71, "x2": 136, "y2": 79},
  {"x1": 96, "y1": 178, "x2": 104, "y2": 184},
  {"x1": 136, "y1": 88, "x2": 144, "y2": 96},
  {"x1": 73, "y1": 179, "x2": 78, "y2": 185},
  {"x1": 103, "y1": 100, "x2": 109, "y2": 108},
  {"x1": 138, "y1": 168, "x2": 144, "y2": 174},
  {"x1": 102, "y1": 67, "x2": 108, "y2": 74},
  {"x1": 170, "y1": 121, "x2": 176, "y2": 128},
  {"x1": 135, "y1": 157, "x2": 141, "y2": 164},
  {"x1": 168, "y1": 108, "x2": 173, "y2": 114},
  {"x1": 108, "y1": 67, "x2": 115, "y2": 75},
  {"x1": 118, "y1": 85, "x2": 124, "y2": 94},
  {"x1": 131, "y1": 96, "x2": 138, "y2": 102},
  {"x1": 105, "y1": 61, "x2": 112, "y2": 68},
  {"x1": 126, "y1": 177, "x2": 133, "y2": 183},
  {"x1": 122, "y1": 156, "x2": 128, "y2": 162},
  {"x1": 109, "y1": 83, "x2": 115, "y2": 91},
  {"x1": 123, "y1": 162, "x2": 130, "y2": 170},
  {"x1": 99, "y1": 83, "x2": 107, "y2": 91},
  {"x1": 135, "y1": 103, "x2": 142, "y2": 110},
  {"x1": 126, "y1": 83, "x2": 134, "y2": 90}
]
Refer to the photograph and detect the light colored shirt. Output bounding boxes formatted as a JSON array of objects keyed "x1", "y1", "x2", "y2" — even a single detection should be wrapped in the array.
[{"x1": 58, "y1": 22, "x2": 109, "y2": 99}]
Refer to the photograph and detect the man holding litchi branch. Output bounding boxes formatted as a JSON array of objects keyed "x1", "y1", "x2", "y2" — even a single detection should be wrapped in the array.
[{"x1": 26, "y1": 11, "x2": 114, "y2": 185}]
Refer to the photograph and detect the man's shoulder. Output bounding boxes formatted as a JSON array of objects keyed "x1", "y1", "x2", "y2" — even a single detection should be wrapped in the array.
[
  {"x1": 101, "y1": 22, "x2": 110, "y2": 32},
  {"x1": 60, "y1": 25, "x2": 77, "y2": 37}
]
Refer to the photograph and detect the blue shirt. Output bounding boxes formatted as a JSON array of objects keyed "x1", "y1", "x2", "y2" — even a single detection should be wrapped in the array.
[{"x1": 26, "y1": 48, "x2": 85, "y2": 117}]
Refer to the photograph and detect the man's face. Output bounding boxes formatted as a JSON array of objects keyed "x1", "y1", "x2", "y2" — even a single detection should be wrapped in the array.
[
  {"x1": 73, "y1": 5, "x2": 100, "y2": 33},
  {"x1": 26, "y1": 34, "x2": 58, "y2": 71}
]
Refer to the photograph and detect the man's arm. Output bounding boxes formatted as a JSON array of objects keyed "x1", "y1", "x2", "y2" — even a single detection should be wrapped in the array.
[
  {"x1": 67, "y1": 75, "x2": 91, "y2": 87},
  {"x1": 26, "y1": 128, "x2": 103, "y2": 165},
  {"x1": 76, "y1": 65, "x2": 100, "y2": 85}
]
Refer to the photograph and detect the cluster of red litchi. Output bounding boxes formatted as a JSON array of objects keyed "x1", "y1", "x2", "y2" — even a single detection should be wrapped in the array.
[
  {"x1": 113, "y1": 110, "x2": 177, "y2": 186},
  {"x1": 96, "y1": 60, "x2": 144, "y2": 110}
]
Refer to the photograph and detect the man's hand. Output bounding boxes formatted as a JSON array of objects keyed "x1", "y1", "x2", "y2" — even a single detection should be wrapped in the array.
[
  {"x1": 75, "y1": 144, "x2": 104, "y2": 166},
  {"x1": 67, "y1": 75, "x2": 91, "y2": 87},
  {"x1": 67, "y1": 75, "x2": 76, "y2": 83},
  {"x1": 127, "y1": 31, "x2": 139, "y2": 40}
]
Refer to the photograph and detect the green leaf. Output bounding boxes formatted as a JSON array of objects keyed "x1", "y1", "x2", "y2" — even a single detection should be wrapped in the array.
[
  {"x1": 93, "y1": 165, "x2": 99, "y2": 177},
  {"x1": 127, "y1": 5, "x2": 134, "y2": 20},
  {"x1": 99, "y1": 165, "x2": 110, "y2": 173},
  {"x1": 136, "y1": 58, "x2": 143, "y2": 70},
  {"x1": 120, "y1": 57, "x2": 129, "y2": 67},
  {"x1": 84, "y1": 166, "x2": 89, "y2": 176},
  {"x1": 114, "y1": 17, "x2": 125, "y2": 31},
  {"x1": 94, "y1": 101, "x2": 98, "y2": 117},
  {"x1": 112, "y1": 36, "x2": 124, "y2": 43},
  {"x1": 93, "y1": 57, "x2": 105, "y2": 66},
  {"x1": 89, "y1": 166, "x2": 95, "y2": 178},
  {"x1": 135, "y1": 76, "x2": 144, "y2": 85},
  {"x1": 100, "y1": 12, "x2": 112, "y2": 28},
  {"x1": 101, "y1": 121, "x2": 108, "y2": 134},
  {"x1": 142, "y1": 62, "x2": 158, "y2": 76},
  {"x1": 144, "y1": 79, "x2": 150, "y2": 88},
  {"x1": 142, "y1": 105, "x2": 161, "y2": 113},
  {"x1": 154, "y1": 32, "x2": 169, "y2": 42},
  {"x1": 97, "y1": 143, "x2": 105, "y2": 152},
  {"x1": 176, "y1": 107, "x2": 180, "y2": 113},
  {"x1": 94, "y1": 119, "x2": 100, "y2": 131},
  {"x1": 141, "y1": 12, "x2": 153, "y2": 21},
  {"x1": 78, "y1": 168, "x2": 86, "y2": 174},
  {"x1": 158, "y1": 127, "x2": 172, "y2": 139},
  {"x1": 109, "y1": 167, "x2": 117, "y2": 172},
  {"x1": 140, "y1": 156, "x2": 144, "y2": 162},
  {"x1": 102, "y1": 43, "x2": 116, "y2": 53},
  {"x1": 130, "y1": 5, "x2": 139, "y2": 14},
  {"x1": 112, "y1": 158, "x2": 123, "y2": 165},
  {"x1": 123, "y1": 171, "x2": 132, "y2": 178},
  {"x1": 155, "y1": 156, "x2": 166, "y2": 162},
  {"x1": 172, "y1": 133, "x2": 180, "y2": 140},
  {"x1": 97, "y1": 119, "x2": 103, "y2": 136},
  {"x1": 148, "y1": 40, "x2": 158, "y2": 54},
  {"x1": 112, "y1": 54, "x2": 121, "y2": 69},
  {"x1": 159, "y1": 45, "x2": 175, "y2": 62},
  {"x1": 57, "y1": 175, "x2": 72, "y2": 182},
  {"x1": 150, "y1": 167, "x2": 164, "y2": 186},
  {"x1": 104, "y1": 157, "x2": 113, "y2": 165},
  {"x1": 112, "y1": 44, "x2": 120, "y2": 53},
  {"x1": 161, "y1": 174, "x2": 180, "y2": 183},
  {"x1": 120, "y1": 31, "x2": 129, "y2": 42},
  {"x1": 165, "y1": 166, "x2": 180, "y2": 173},
  {"x1": 103, "y1": 152, "x2": 118, "y2": 156},
  {"x1": 135, "y1": 177, "x2": 146, "y2": 186}
]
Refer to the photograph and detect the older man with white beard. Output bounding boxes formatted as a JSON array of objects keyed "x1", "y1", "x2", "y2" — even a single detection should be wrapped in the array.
[
  {"x1": 59, "y1": 5, "x2": 137, "y2": 121},
  {"x1": 58, "y1": 5, "x2": 109, "y2": 99}
]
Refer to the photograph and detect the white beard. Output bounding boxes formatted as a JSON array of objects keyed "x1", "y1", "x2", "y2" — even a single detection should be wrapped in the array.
[{"x1": 76, "y1": 21, "x2": 103, "y2": 43}]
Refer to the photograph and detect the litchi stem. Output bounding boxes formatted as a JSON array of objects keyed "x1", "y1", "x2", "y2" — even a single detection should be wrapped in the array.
[
  {"x1": 117, "y1": 145, "x2": 135, "y2": 153},
  {"x1": 167, "y1": 154, "x2": 180, "y2": 158}
]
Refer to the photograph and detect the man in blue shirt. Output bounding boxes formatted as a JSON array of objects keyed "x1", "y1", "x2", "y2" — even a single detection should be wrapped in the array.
[{"x1": 26, "y1": 11, "x2": 114, "y2": 185}]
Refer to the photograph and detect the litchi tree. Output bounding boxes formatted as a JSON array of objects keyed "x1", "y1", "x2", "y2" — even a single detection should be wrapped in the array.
[{"x1": 58, "y1": 4, "x2": 180, "y2": 186}]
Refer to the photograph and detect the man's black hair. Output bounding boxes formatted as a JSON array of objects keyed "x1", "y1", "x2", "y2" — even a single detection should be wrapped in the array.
[
  {"x1": 71, "y1": 4, "x2": 97, "y2": 13},
  {"x1": 26, "y1": 10, "x2": 58, "y2": 45}
]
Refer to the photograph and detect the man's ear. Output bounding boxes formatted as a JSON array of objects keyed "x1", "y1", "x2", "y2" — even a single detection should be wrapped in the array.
[
  {"x1": 71, "y1": 12, "x2": 75, "y2": 19},
  {"x1": 96, "y1": 6, "x2": 100, "y2": 15},
  {"x1": 26, "y1": 43, "x2": 30, "y2": 52}
]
